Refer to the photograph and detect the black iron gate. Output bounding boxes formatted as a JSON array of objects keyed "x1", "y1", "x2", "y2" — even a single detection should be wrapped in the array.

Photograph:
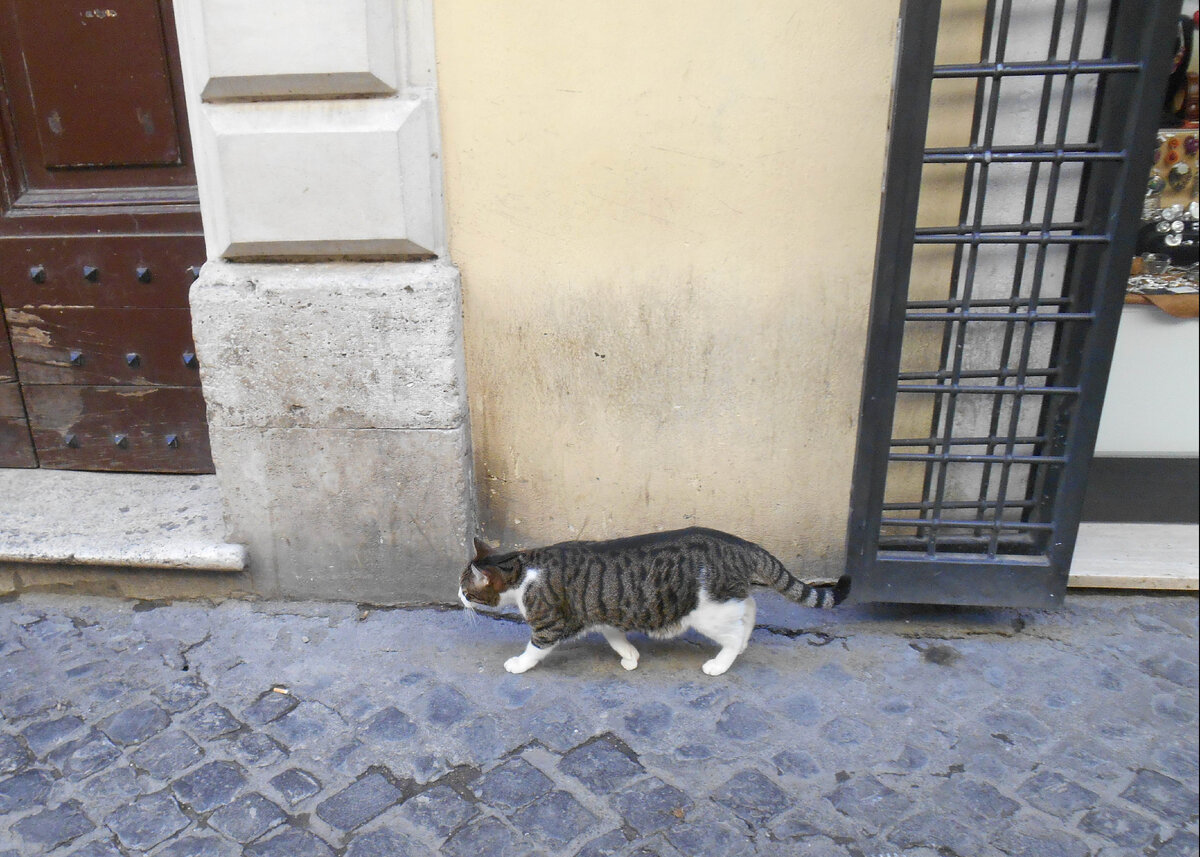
[{"x1": 846, "y1": 0, "x2": 1183, "y2": 607}]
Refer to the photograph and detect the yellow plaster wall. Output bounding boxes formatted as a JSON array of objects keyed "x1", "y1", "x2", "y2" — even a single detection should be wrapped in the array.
[{"x1": 434, "y1": 1, "x2": 904, "y2": 575}]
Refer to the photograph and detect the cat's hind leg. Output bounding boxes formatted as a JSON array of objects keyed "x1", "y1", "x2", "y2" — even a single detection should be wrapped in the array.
[
  {"x1": 739, "y1": 596, "x2": 756, "y2": 654},
  {"x1": 688, "y1": 595, "x2": 749, "y2": 676},
  {"x1": 598, "y1": 626, "x2": 640, "y2": 671}
]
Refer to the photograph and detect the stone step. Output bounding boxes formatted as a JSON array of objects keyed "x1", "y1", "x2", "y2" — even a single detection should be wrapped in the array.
[{"x1": 0, "y1": 470, "x2": 246, "y2": 572}]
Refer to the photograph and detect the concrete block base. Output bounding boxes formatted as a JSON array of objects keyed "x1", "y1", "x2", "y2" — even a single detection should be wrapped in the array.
[
  {"x1": 191, "y1": 261, "x2": 474, "y2": 603},
  {"x1": 208, "y1": 425, "x2": 472, "y2": 603}
]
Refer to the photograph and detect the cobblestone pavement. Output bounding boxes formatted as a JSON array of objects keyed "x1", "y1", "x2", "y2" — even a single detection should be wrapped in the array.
[{"x1": 0, "y1": 589, "x2": 1196, "y2": 857}]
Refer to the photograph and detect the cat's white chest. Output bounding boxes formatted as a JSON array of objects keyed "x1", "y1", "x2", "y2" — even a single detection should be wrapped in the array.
[{"x1": 498, "y1": 568, "x2": 540, "y2": 618}]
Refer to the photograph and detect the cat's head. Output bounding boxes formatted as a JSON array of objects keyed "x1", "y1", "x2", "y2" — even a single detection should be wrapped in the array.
[{"x1": 458, "y1": 537, "x2": 514, "y2": 610}]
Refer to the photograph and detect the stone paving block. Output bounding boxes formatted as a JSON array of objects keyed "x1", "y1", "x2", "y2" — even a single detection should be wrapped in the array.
[
  {"x1": 244, "y1": 826, "x2": 335, "y2": 857},
  {"x1": 48, "y1": 730, "x2": 121, "y2": 780},
  {"x1": 1016, "y1": 770, "x2": 1099, "y2": 818},
  {"x1": 13, "y1": 799, "x2": 95, "y2": 851},
  {"x1": 558, "y1": 734, "x2": 645, "y2": 795},
  {"x1": 711, "y1": 769, "x2": 790, "y2": 828},
  {"x1": 398, "y1": 783, "x2": 478, "y2": 839},
  {"x1": 931, "y1": 777, "x2": 1020, "y2": 825},
  {"x1": 1139, "y1": 652, "x2": 1195, "y2": 686},
  {"x1": 208, "y1": 792, "x2": 288, "y2": 843},
  {"x1": 441, "y1": 815, "x2": 541, "y2": 857},
  {"x1": 827, "y1": 774, "x2": 913, "y2": 829},
  {"x1": 818, "y1": 716, "x2": 873, "y2": 747},
  {"x1": 99, "y1": 700, "x2": 171, "y2": 746},
  {"x1": 244, "y1": 689, "x2": 300, "y2": 726},
  {"x1": 0, "y1": 767, "x2": 53, "y2": 814},
  {"x1": 315, "y1": 770, "x2": 405, "y2": 832},
  {"x1": 611, "y1": 777, "x2": 691, "y2": 837},
  {"x1": 576, "y1": 829, "x2": 630, "y2": 857},
  {"x1": 344, "y1": 827, "x2": 437, "y2": 857},
  {"x1": 103, "y1": 790, "x2": 189, "y2": 851},
  {"x1": 270, "y1": 768, "x2": 322, "y2": 805},
  {"x1": 1119, "y1": 768, "x2": 1196, "y2": 824},
  {"x1": 771, "y1": 749, "x2": 820, "y2": 778},
  {"x1": 0, "y1": 735, "x2": 31, "y2": 775},
  {"x1": 521, "y1": 707, "x2": 588, "y2": 752},
  {"x1": 153, "y1": 677, "x2": 210, "y2": 714},
  {"x1": 156, "y1": 835, "x2": 242, "y2": 857},
  {"x1": 511, "y1": 788, "x2": 598, "y2": 848},
  {"x1": 460, "y1": 714, "x2": 506, "y2": 761},
  {"x1": 171, "y1": 759, "x2": 248, "y2": 813},
  {"x1": 1, "y1": 688, "x2": 62, "y2": 721},
  {"x1": 623, "y1": 701, "x2": 674, "y2": 738},
  {"x1": 887, "y1": 809, "x2": 989, "y2": 856},
  {"x1": 22, "y1": 714, "x2": 85, "y2": 756},
  {"x1": 131, "y1": 730, "x2": 204, "y2": 780},
  {"x1": 471, "y1": 757, "x2": 554, "y2": 811},
  {"x1": 80, "y1": 765, "x2": 143, "y2": 806},
  {"x1": 66, "y1": 838, "x2": 126, "y2": 857},
  {"x1": 230, "y1": 731, "x2": 286, "y2": 768},
  {"x1": 424, "y1": 684, "x2": 471, "y2": 727},
  {"x1": 1079, "y1": 804, "x2": 1160, "y2": 850},
  {"x1": 270, "y1": 701, "x2": 346, "y2": 750},
  {"x1": 989, "y1": 819, "x2": 1092, "y2": 857},
  {"x1": 664, "y1": 816, "x2": 756, "y2": 857},
  {"x1": 360, "y1": 706, "x2": 418, "y2": 742},
  {"x1": 715, "y1": 702, "x2": 770, "y2": 740},
  {"x1": 1157, "y1": 830, "x2": 1200, "y2": 857},
  {"x1": 186, "y1": 704, "x2": 244, "y2": 741}
]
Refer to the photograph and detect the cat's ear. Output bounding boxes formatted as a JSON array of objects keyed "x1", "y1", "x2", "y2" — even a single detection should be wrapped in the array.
[
  {"x1": 471, "y1": 563, "x2": 504, "y2": 591},
  {"x1": 472, "y1": 537, "x2": 494, "y2": 562}
]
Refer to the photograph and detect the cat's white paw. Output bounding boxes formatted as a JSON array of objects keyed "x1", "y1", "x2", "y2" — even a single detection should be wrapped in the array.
[
  {"x1": 504, "y1": 656, "x2": 533, "y2": 674},
  {"x1": 702, "y1": 658, "x2": 731, "y2": 676},
  {"x1": 620, "y1": 656, "x2": 639, "y2": 671}
]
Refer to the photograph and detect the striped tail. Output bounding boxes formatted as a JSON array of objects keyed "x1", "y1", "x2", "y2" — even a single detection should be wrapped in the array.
[{"x1": 753, "y1": 551, "x2": 851, "y2": 608}]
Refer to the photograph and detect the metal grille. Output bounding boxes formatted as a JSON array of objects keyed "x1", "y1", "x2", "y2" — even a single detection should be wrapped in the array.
[{"x1": 846, "y1": 0, "x2": 1182, "y2": 607}]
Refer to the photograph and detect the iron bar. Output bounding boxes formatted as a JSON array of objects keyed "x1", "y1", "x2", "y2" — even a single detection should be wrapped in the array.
[
  {"x1": 904, "y1": 311, "x2": 1094, "y2": 322},
  {"x1": 914, "y1": 221, "x2": 1086, "y2": 235},
  {"x1": 888, "y1": 452, "x2": 1066, "y2": 465},
  {"x1": 932, "y1": 59, "x2": 1140, "y2": 78},
  {"x1": 880, "y1": 517, "x2": 1055, "y2": 530},
  {"x1": 912, "y1": 233, "x2": 1109, "y2": 244},
  {"x1": 924, "y1": 146, "x2": 1122, "y2": 163},
  {"x1": 896, "y1": 384, "x2": 1079, "y2": 395},
  {"x1": 898, "y1": 367, "x2": 1058, "y2": 381},
  {"x1": 890, "y1": 433, "x2": 1046, "y2": 446}
]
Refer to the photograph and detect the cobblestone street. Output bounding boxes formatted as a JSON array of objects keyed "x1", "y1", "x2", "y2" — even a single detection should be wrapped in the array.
[{"x1": 0, "y1": 590, "x2": 1196, "y2": 857}]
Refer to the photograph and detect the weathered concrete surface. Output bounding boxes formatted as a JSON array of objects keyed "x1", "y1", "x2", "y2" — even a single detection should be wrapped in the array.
[
  {"x1": 0, "y1": 472, "x2": 245, "y2": 574},
  {"x1": 0, "y1": 590, "x2": 1195, "y2": 856},
  {"x1": 190, "y1": 261, "x2": 474, "y2": 603},
  {"x1": 191, "y1": 262, "x2": 466, "y2": 431},
  {"x1": 207, "y1": 425, "x2": 473, "y2": 603}
]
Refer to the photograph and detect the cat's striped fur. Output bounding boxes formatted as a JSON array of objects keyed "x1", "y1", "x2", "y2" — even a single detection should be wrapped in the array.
[{"x1": 458, "y1": 527, "x2": 851, "y2": 675}]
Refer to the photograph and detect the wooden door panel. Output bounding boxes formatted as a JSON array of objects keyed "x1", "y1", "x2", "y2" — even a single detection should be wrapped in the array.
[
  {"x1": 0, "y1": 311, "x2": 15, "y2": 382},
  {"x1": 6, "y1": 307, "x2": 201, "y2": 386},
  {"x1": 0, "y1": 235, "x2": 203, "y2": 309},
  {"x1": 0, "y1": 383, "x2": 37, "y2": 467},
  {"x1": 24, "y1": 385, "x2": 212, "y2": 473},
  {"x1": 14, "y1": 1, "x2": 181, "y2": 169},
  {"x1": 0, "y1": 0, "x2": 197, "y2": 212},
  {"x1": 0, "y1": 2, "x2": 211, "y2": 474}
]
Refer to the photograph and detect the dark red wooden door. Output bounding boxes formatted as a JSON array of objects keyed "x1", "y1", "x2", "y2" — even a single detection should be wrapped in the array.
[{"x1": 0, "y1": 0, "x2": 212, "y2": 473}]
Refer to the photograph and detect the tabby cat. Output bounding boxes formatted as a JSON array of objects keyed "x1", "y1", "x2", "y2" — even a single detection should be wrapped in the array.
[{"x1": 458, "y1": 527, "x2": 850, "y2": 676}]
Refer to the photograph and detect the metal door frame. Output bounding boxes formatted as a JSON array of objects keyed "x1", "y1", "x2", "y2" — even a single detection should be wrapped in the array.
[{"x1": 845, "y1": 0, "x2": 1183, "y2": 607}]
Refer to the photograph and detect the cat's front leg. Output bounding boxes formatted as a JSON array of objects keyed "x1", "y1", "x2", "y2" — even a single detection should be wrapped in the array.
[{"x1": 504, "y1": 640, "x2": 557, "y2": 674}]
